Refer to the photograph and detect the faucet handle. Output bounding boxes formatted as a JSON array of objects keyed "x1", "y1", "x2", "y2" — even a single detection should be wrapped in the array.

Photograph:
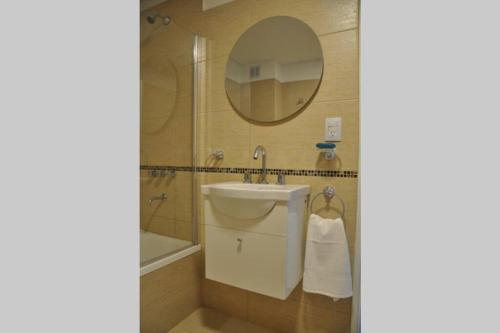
[
  {"x1": 277, "y1": 173, "x2": 286, "y2": 185},
  {"x1": 243, "y1": 171, "x2": 252, "y2": 183},
  {"x1": 212, "y1": 149, "x2": 224, "y2": 160}
]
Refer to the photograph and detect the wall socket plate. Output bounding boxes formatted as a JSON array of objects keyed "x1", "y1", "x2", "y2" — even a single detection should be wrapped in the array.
[{"x1": 325, "y1": 117, "x2": 342, "y2": 141}]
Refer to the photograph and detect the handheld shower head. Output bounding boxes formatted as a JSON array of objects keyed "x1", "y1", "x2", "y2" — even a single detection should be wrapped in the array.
[{"x1": 146, "y1": 14, "x2": 172, "y2": 25}]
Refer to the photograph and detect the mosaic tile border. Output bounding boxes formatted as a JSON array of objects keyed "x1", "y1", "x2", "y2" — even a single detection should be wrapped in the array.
[{"x1": 140, "y1": 165, "x2": 358, "y2": 178}]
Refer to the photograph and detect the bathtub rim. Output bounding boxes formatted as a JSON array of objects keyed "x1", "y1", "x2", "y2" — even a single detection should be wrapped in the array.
[{"x1": 140, "y1": 244, "x2": 201, "y2": 276}]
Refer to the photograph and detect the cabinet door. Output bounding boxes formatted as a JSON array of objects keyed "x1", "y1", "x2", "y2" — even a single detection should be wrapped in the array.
[{"x1": 205, "y1": 225, "x2": 287, "y2": 299}]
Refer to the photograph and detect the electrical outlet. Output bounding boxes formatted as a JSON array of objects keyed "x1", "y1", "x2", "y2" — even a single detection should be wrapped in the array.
[{"x1": 325, "y1": 117, "x2": 342, "y2": 141}]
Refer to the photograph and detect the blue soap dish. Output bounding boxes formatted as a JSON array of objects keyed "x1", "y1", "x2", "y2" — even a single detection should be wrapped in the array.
[{"x1": 316, "y1": 143, "x2": 336, "y2": 160}]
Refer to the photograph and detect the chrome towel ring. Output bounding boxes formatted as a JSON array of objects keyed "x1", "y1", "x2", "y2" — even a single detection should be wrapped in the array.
[{"x1": 310, "y1": 185, "x2": 346, "y2": 219}]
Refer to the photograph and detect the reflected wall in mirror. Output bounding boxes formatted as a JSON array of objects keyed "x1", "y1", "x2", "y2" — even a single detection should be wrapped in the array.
[
  {"x1": 140, "y1": 53, "x2": 177, "y2": 134},
  {"x1": 225, "y1": 16, "x2": 323, "y2": 123}
]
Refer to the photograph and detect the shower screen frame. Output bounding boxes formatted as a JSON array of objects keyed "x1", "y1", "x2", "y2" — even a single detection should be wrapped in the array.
[
  {"x1": 191, "y1": 34, "x2": 202, "y2": 246},
  {"x1": 140, "y1": 30, "x2": 203, "y2": 267}
]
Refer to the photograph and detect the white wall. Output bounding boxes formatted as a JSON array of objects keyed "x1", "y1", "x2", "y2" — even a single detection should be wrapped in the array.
[{"x1": 226, "y1": 59, "x2": 323, "y2": 83}]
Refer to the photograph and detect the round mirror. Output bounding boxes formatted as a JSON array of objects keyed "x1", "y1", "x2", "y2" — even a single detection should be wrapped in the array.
[{"x1": 225, "y1": 16, "x2": 323, "y2": 123}]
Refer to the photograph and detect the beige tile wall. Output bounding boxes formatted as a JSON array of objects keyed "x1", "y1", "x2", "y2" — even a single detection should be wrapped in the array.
[
  {"x1": 140, "y1": 9, "x2": 197, "y2": 239},
  {"x1": 226, "y1": 78, "x2": 321, "y2": 122},
  {"x1": 142, "y1": 0, "x2": 359, "y2": 332},
  {"x1": 140, "y1": 15, "x2": 195, "y2": 167},
  {"x1": 140, "y1": 170, "x2": 193, "y2": 241},
  {"x1": 141, "y1": 251, "x2": 202, "y2": 333}
]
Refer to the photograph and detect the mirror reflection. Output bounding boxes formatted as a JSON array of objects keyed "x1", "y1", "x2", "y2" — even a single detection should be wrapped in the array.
[
  {"x1": 225, "y1": 16, "x2": 323, "y2": 122},
  {"x1": 140, "y1": 54, "x2": 177, "y2": 134}
]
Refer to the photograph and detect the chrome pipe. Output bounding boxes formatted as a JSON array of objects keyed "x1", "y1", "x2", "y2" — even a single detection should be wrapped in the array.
[{"x1": 148, "y1": 193, "x2": 167, "y2": 206}]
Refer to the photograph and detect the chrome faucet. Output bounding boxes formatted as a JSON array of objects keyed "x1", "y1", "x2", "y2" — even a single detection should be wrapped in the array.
[{"x1": 253, "y1": 145, "x2": 268, "y2": 184}]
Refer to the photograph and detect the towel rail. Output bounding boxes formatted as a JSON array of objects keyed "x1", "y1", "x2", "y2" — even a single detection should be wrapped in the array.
[{"x1": 310, "y1": 186, "x2": 345, "y2": 219}]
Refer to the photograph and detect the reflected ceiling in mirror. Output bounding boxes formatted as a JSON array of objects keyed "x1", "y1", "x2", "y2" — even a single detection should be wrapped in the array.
[{"x1": 225, "y1": 16, "x2": 323, "y2": 123}]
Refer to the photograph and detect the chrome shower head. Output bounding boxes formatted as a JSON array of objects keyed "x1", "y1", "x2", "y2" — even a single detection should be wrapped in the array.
[{"x1": 146, "y1": 14, "x2": 172, "y2": 25}]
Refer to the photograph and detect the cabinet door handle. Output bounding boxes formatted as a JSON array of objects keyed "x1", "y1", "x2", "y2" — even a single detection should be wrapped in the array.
[{"x1": 237, "y1": 238, "x2": 243, "y2": 242}]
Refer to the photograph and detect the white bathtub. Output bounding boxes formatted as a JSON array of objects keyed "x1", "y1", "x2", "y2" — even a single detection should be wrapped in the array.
[{"x1": 140, "y1": 230, "x2": 201, "y2": 276}]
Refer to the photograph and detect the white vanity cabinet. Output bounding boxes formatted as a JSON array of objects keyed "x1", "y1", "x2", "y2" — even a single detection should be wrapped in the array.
[{"x1": 201, "y1": 182, "x2": 310, "y2": 300}]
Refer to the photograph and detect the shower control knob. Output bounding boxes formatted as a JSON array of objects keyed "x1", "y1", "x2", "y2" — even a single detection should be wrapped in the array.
[{"x1": 212, "y1": 149, "x2": 224, "y2": 160}]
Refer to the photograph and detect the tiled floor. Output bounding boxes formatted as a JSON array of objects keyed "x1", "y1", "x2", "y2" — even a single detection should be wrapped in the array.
[{"x1": 168, "y1": 307, "x2": 277, "y2": 333}]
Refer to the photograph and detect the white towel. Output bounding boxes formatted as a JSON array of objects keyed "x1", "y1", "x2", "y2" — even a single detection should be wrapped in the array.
[{"x1": 303, "y1": 214, "x2": 353, "y2": 300}]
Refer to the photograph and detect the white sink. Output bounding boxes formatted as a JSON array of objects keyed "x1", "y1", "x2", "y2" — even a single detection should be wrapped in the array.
[
  {"x1": 201, "y1": 182, "x2": 309, "y2": 200},
  {"x1": 201, "y1": 182, "x2": 310, "y2": 219}
]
